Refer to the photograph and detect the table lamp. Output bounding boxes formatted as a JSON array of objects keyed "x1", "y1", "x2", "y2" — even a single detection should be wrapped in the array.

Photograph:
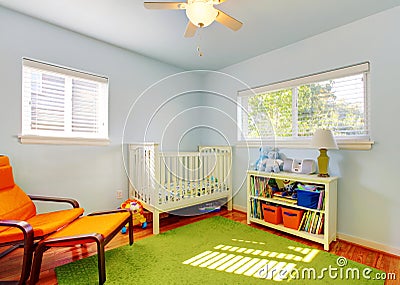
[{"x1": 310, "y1": 129, "x2": 338, "y2": 177}]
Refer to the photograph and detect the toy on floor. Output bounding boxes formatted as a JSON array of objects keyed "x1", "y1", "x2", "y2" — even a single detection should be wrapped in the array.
[{"x1": 120, "y1": 199, "x2": 147, "y2": 233}]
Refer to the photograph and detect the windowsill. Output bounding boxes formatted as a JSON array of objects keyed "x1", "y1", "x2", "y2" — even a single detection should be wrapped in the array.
[
  {"x1": 236, "y1": 139, "x2": 374, "y2": 150},
  {"x1": 19, "y1": 135, "x2": 110, "y2": 146}
]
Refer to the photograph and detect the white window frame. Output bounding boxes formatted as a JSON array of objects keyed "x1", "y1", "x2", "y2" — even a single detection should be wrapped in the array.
[
  {"x1": 237, "y1": 62, "x2": 373, "y2": 150},
  {"x1": 20, "y1": 58, "x2": 109, "y2": 145}
]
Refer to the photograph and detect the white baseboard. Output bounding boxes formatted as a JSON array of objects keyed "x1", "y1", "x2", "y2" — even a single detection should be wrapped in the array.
[
  {"x1": 337, "y1": 233, "x2": 400, "y2": 257},
  {"x1": 233, "y1": 204, "x2": 246, "y2": 213}
]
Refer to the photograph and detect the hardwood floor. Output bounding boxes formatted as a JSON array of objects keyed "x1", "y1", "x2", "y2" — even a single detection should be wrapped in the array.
[{"x1": 1, "y1": 209, "x2": 399, "y2": 284}]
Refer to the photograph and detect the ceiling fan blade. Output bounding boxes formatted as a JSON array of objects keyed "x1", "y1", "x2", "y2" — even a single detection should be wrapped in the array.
[
  {"x1": 184, "y1": 21, "x2": 198, "y2": 37},
  {"x1": 215, "y1": 9, "x2": 243, "y2": 31},
  {"x1": 144, "y1": 2, "x2": 186, "y2": 10}
]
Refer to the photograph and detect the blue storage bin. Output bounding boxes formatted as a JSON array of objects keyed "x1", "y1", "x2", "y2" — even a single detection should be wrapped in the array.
[{"x1": 297, "y1": 190, "x2": 320, "y2": 209}]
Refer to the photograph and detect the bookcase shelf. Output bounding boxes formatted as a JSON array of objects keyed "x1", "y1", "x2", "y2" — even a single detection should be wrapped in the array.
[
  {"x1": 249, "y1": 195, "x2": 325, "y2": 213},
  {"x1": 246, "y1": 170, "x2": 338, "y2": 251}
]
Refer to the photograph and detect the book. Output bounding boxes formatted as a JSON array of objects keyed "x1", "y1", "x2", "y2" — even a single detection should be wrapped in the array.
[
  {"x1": 315, "y1": 213, "x2": 323, "y2": 234},
  {"x1": 272, "y1": 196, "x2": 298, "y2": 204},
  {"x1": 298, "y1": 210, "x2": 307, "y2": 230},
  {"x1": 258, "y1": 200, "x2": 262, "y2": 219},
  {"x1": 317, "y1": 190, "x2": 325, "y2": 210},
  {"x1": 312, "y1": 213, "x2": 320, "y2": 234},
  {"x1": 304, "y1": 211, "x2": 311, "y2": 232},
  {"x1": 308, "y1": 212, "x2": 316, "y2": 233},
  {"x1": 250, "y1": 176, "x2": 255, "y2": 196},
  {"x1": 273, "y1": 191, "x2": 297, "y2": 204},
  {"x1": 317, "y1": 214, "x2": 325, "y2": 234}
]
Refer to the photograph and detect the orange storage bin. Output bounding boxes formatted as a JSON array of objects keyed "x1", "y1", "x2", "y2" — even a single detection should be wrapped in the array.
[
  {"x1": 282, "y1": 208, "x2": 304, "y2": 230},
  {"x1": 262, "y1": 204, "x2": 282, "y2": 224}
]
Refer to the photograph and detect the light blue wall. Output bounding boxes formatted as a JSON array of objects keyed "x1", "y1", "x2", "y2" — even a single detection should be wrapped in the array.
[
  {"x1": 202, "y1": 7, "x2": 400, "y2": 251},
  {"x1": 0, "y1": 7, "x2": 203, "y2": 213}
]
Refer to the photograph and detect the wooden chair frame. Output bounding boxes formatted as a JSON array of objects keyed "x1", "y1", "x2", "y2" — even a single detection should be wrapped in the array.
[
  {"x1": 29, "y1": 209, "x2": 133, "y2": 285},
  {"x1": 0, "y1": 195, "x2": 81, "y2": 285}
]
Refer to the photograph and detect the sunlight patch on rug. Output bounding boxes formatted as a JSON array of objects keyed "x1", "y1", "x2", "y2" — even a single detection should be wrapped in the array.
[{"x1": 182, "y1": 239, "x2": 320, "y2": 282}]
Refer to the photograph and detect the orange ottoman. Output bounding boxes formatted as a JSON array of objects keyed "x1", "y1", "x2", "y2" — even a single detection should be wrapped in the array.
[{"x1": 30, "y1": 210, "x2": 133, "y2": 285}]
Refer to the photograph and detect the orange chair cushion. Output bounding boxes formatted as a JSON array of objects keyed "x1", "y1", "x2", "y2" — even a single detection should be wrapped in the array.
[
  {"x1": 48, "y1": 212, "x2": 130, "y2": 241},
  {"x1": 0, "y1": 156, "x2": 14, "y2": 191},
  {"x1": 0, "y1": 184, "x2": 37, "y2": 234},
  {"x1": 0, "y1": 207, "x2": 84, "y2": 243},
  {"x1": 0, "y1": 165, "x2": 15, "y2": 190},
  {"x1": 0, "y1": 161, "x2": 37, "y2": 232},
  {"x1": 0, "y1": 156, "x2": 10, "y2": 167}
]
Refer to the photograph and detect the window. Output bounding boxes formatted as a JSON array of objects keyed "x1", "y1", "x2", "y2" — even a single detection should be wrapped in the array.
[
  {"x1": 21, "y1": 58, "x2": 109, "y2": 145},
  {"x1": 237, "y1": 62, "x2": 372, "y2": 149}
]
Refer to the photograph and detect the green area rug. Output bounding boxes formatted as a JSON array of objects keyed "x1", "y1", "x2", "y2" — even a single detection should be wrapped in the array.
[{"x1": 56, "y1": 216, "x2": 383, "y2": 284}]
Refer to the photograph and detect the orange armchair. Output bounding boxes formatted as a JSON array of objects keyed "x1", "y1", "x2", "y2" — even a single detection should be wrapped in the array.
[{"x1": 0, "y1": 155, "x2": 84, "y2": 285}]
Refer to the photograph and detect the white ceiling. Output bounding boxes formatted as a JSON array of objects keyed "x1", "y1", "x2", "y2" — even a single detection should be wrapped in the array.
[{"x1": 1, "y1": 0, "x2": 400, "y2": 70}]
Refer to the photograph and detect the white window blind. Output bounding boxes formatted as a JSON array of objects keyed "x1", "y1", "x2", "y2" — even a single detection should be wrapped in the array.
[
  {"x1": 21, "y1": 58, "x2": 109, "y2": 145},
  {"x1": 237, "y1": 62, "x2": 372, "y2": 149}
]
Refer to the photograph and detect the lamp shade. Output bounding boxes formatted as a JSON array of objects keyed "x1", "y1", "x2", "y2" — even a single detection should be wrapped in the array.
[
  {"x1": 310, "y1": 129, "x2": 338, "y2": 150},
  {"x1": 186, "y1": 1, "x2": 218, "y2": 27}
]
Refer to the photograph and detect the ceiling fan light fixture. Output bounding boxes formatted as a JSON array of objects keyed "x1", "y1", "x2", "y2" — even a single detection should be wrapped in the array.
[{"x1": 186, "y1": 0, "x2": 218, "y2": 28}]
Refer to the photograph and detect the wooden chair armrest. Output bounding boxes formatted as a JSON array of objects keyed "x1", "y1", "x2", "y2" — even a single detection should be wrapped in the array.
[
  {"x1": 0, "y1": 219, "x2": 35, "y2": 258},
  {"x1": 0, "y1": 219, "x2": 33, "y2": 237},
  {"x1": 28, "y1": 195, "x2": 80, "y2": 208},
  {"x1": 88, "y1": 208, "x2": 131, "y2": 216}
]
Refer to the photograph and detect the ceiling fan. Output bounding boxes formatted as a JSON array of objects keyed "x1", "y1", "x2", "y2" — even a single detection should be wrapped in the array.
[{"x1": 144, "y1": 0, "x2": 243, "y2": 37}]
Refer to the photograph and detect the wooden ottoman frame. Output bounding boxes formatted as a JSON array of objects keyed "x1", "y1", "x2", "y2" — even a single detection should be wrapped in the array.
[{"x1": 29, "y1": 209, "x2": 133, "y2": 285}]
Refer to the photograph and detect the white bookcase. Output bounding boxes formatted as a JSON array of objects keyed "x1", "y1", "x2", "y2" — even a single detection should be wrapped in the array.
[{"x1": 247, "y1": 170, "x2": 338, "y2": 251}]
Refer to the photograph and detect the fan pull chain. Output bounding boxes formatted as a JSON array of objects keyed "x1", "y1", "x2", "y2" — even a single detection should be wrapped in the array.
[
  {"x1": 196, "y1": 26, "x2": 203, "y2": 57},
  {"x1": 197, "y1": 46, "x2": 203, "y2": 57}
]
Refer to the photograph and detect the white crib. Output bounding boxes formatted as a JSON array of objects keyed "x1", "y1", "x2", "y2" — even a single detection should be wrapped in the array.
[{"x1": 128, "y1": 143, "x2": 232, "y2": 234}]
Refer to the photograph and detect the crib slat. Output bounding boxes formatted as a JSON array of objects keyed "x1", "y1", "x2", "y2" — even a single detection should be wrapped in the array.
[
  {"x1": 216, "y1": 153, "x2": 218, "y2": 192},
  {"x1": 128, "y1": 147, "x2": 136, "y2": 199},
  {"x1": 185, "y1": 156, "x2": 189, "y2": 198},
  {"x1": 179, "y1": 156, "x2": 183, "y2": 200},
  {"x1": 223, "y1": 151, "x2": 227, "y2": 191},
  {"x1": 219, "y1": 152, "x2": 222, "y2": 191},
  {"x1": 137, "y1": 148, "x2": 142, "y2": 199},
  {"x1": 139, "y1": 148, "x2": 144, "y2": 200},
  {"x1": 192, "y1": 155, "x2": 197, "y2": 198},
  {"x1": 140, "y1": 148, "x2": 145, "y2": 201},
  {"x1": 145, "y1": 147, "x2": 151, "y2": 204},
  {"x1": 214, "y1": 152, "x2": 220, "y2": 192},
  {"x1": 199, "y1": 154, "x2": 204, "y2": 196},
  {"x1": 167, "y1": 156, "x2": 171, "y2": 204},
  {"x1": 189, "y1": 155, "x2": 193, "y2": 198},
  {"x1": 172, "y1": 156, "x2": 177, "y2": 202},
  {"x1": 194, "y1": 154, "x2": 197, "y2": 197},
  {"x1": 160, "y1": 153, "x2": 165, "y2": 205},
  {"x1": 206, "y1": 152, "x2": 211, "y2": 194}
]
